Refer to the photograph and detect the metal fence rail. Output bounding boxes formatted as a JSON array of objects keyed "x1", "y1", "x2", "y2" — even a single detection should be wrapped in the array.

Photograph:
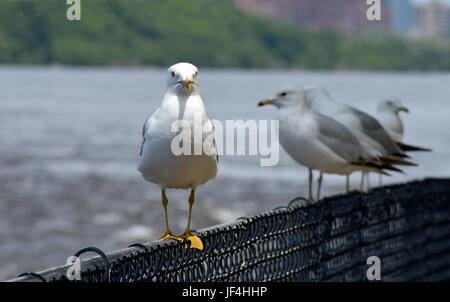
[{"x1": 10, "y1": 178, "x2": 450, "y2": 282}]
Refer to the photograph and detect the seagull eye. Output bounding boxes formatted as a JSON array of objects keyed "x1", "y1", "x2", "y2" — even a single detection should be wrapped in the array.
[
  {"x1": 279, "y1": 92, "x2": 287, "y2": 97},
  {"x1": 171, "y1": 71, "x2": 175, "y2": 78}
]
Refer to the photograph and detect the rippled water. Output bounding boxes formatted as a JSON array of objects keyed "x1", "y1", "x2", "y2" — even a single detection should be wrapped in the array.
[{"x1": 0, "y1": 66, "x2": 449, "y2": 280}]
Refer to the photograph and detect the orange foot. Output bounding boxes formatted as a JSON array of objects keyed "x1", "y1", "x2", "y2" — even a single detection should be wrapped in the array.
[
  {"x1": 180, "y1": 232, "x2": 203, "y2": 251},
  {"x1": 159, "y1": 231, "x2": 182, "y2": 241}
]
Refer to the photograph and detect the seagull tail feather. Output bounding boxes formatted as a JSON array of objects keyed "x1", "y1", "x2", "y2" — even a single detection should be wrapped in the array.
[
  {"x1": 379, "y1": 156, "x2": 418, "y2": 167},
  {"x1": 396, "y1": 141, "x2": 432, "y2": 153},
  {"x1": 351, "y1": 161, "x2": 402, "y2": 176}
]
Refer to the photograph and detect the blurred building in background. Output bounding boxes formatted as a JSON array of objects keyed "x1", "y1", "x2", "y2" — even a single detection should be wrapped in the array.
[
  {"x1": 384, "y1": 0, "x2": 413, "y2": 34},
  {"x1": 412, "y1": 1, "x2": 450, "y2": 37},
  {"x1": 234, "y1": 0, "x2": 390, "y2": 35},
  {"x1": 234, "y1": 0, "x2": 450, "y2": 38}
]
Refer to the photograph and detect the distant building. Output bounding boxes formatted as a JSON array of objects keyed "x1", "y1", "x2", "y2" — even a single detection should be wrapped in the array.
[
  {"x1": 234, "y1": 0, "x2": 280, "y2": 18},
  {"x1": 412, "y1": 1, "x2": 450, "y2": 38},
  {"x1": 234, "y1": 0, "x2": 391, "y2": 35},
  {"x1": 384, "y1": 0, "x2": 413, "y2": 34}
]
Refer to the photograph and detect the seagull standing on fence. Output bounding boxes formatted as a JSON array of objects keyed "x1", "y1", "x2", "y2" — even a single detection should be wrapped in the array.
[
  {"x1": 374, "y1": 98, "x2": 431, "y2": 184},
  {"x1": 375, "y1": 98, "x2": 409, "y2": 142},
  {"x1": 375, "y1": 99, "x2": 431, "y2": 152},
  {"x1": 258, "y1": 87, "x2": 401, "y2": 201},
  {"x1": 138, "y1": 62, "x2": 218, "y2": 250},
  {"x1": 303, "y1": 85, "x2": 416, "y2": 190}
]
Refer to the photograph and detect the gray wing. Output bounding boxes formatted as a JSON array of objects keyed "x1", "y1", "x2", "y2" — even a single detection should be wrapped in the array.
[
  {"x1": 349, "y1": 107, "x2": 401, "y2": 155},
  {"x1": 315, "y1": 113, "x2": 366, "y2": 162}
]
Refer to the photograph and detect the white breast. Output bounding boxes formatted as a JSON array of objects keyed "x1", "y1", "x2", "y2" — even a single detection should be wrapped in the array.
[
  {"x1": 138, "y1": 94, "x2": 218, "y2": 189},
  {"x1": 278, "y1": 110, "x2": 352, "y2": 175},
  {"x1": 376, "y1": 112, "x2": 404, "y2": 142}
]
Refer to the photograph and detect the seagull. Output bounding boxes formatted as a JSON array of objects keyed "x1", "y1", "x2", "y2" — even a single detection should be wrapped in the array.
[
  {"x1": 138, "y1": 62, "x2": 218, "y2": 250},
  {"x1": 303, "y1": 85, "x2": 416, "y2": 189},
  {"x1": 258, "y1": 87, "x2": 401, "y2": 201},
  {"x1": 376, "y1": 98, "x2": 431, "y2": 152},
  {"x1": 303, "y1": 85, "x2": 409, "y2": 160},
  {"x1": 375, "y1": 98, "x2": 408, "y2": 142}
]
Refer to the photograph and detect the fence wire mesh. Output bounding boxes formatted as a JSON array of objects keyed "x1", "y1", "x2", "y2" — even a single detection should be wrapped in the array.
[{"x1": 13, "y1": 178, "x2": 450, "y2": 282}]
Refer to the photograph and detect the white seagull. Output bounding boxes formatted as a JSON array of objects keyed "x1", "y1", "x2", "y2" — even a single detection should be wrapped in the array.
[
  {"x1": 303, "y1": 85, "x2": 407, "y2": 159},
  {"x1": 258, "y1": 87, "x2": 400, "y2": 201},
  {"x1": 375, "y1": 98, "x2": 431, "y2": 152},
  {"x1": 138, "y1": 62, "x2": 218, "y2": 250},
  {"x1": 303, "y1": 85, "x2": 415, "y2": 188},
  {"x1": 375, "y1": 98, "x2": 409, "y2": 142}
]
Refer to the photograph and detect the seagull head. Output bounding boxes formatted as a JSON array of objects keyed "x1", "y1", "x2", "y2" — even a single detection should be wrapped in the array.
[
  {"x1": 377, "y1": 98, "x2": 409, "y2": 115},
  {"x1": 167, "y1": 62, "x2": 199, "y2": 95},
  {"x1": 258, "y1": 86, "x2": 308, "y2": 109}
]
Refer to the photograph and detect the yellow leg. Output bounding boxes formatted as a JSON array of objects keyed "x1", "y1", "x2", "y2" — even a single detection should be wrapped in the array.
[
  {"x1": 180, "y1": 189, "x2": 203, "y2": 250},
  {"x1": 346, "y1": 175, "x2": 350, "y2": 193},
  {"x1": 316, "y1": 172, "x2": 323, "y2": 201},
  {"x1": 159, "y1": 189, "x2": 181, "y2": 241},
  {"x1": 358, "y1": 172, "x2": 365, "y2": 194}
]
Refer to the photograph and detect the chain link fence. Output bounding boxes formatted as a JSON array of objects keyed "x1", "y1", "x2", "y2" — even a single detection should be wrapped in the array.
[{"x1": 11, "y1": 178, "x2": 450, "y2": 282}]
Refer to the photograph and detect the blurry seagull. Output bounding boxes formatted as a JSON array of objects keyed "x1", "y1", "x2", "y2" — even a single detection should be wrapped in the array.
[
  {"x1": 374, "y1": 98, "x2": 431, "y2": 185},
  {"x1": 258, "y1": 87, "x2": 401, "y2": 201},
  {"x1": 303, "y1": 85, "x2": 416, "y2": 188},
  {"x1": 375, "y1": 98, "x2": 408, "y2": 142},
  {"x1": 376, "y1": 98, "x2": 431, "y2": 152},
  {"x1": 138, "y1": 62, "x2": 218, "y2": 250}
]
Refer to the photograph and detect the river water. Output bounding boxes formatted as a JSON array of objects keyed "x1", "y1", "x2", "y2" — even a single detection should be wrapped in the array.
[{"x1": 0, "y1": 66, "x2": 449, "y2": 279}]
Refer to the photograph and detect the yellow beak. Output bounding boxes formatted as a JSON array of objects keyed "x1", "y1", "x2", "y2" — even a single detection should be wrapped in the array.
[
  {"x1": 257, "y1": 99, "x2": 275, "y2": 107},
  {"x1": 181, "y1": 77, "x2": 192, "y2": 91},
  {"x1": 398, "y1": 106, "x2": 409, "y2": 113}
]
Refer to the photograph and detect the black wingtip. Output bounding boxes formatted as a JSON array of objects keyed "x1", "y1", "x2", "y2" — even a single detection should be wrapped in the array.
[
  {"x1": 379, "y1": 156, "x2": 418, "y2": 167},
  {"x1": 396, "y1": 141, "x2": 432, "y2": 153}
]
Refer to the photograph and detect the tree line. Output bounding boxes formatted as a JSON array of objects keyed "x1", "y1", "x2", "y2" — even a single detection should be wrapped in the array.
[{"x1": 0, "y1": 0, "x2": 449, "y2": 70}]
